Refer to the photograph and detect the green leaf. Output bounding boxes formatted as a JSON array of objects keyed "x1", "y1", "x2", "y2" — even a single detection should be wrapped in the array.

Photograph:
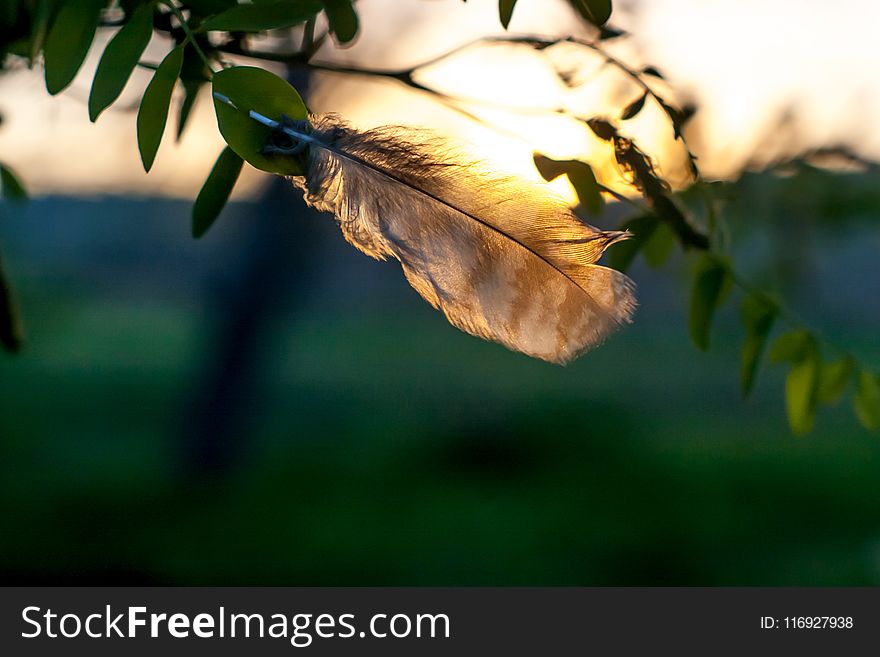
[
  {"x1": 30, "y1": 0, "x2": 58, "y2": 63},
  {"x1": 567, "y1": 163, "x2": 603, "y2": 216},
  {"x1": 854, "y1": 370, "x2": 880, "y2": 430},
  {"x1": 6, "y1": 35, "x2": 36, "y2": 59},
  {"x1": 768, "y1": 329, "x2": 812, "y2": 364},
  {"x1": 88, "y1": 3, "x2": 154, "y2": 122},
  {"x1": 43, "y1": 0, "x2": 105, "y2": 94},
  {"x1": 499, "y1": 0, "x2": 518, "y2": 29},
  {"x1": 641, "y1": 220, "x2": 674, "y2": 267},
  {"x1": 739, "y1": 295, "x2": 776, "y2": 397},
  {"x1": 688, "y1": 254, "x2": 730, "y2": 350},
  {"x1": 212, "y1": 66, "x2": 308, "y2": 175},
  {"x1": 0, "y1": 252, "x2": 23, "y2": 352},
  {"x1": 1, "y1": 0, "x2": 19, "y2": 27},
  {"x1": 192, "y1": 147, "x2": 244, "y2": 238},
  {"x1": 785, "y1": 341, "x2": 819, "y2": 435},
  {"x1": 569, "y1": 0, "x2": 612, "y2": 27},
  {"x1": 177, "y1": 80, "x2": 203, "y2": 141},
  {"x1": 0, "y1": 164, "x2": 28, "y2": 202},
  {"x1": 606, "y1": 214, "x2": 657, "y2": 272},
  {"x1": 816, "y1": 356, "x2": 854, "y2": 405},
  {"x1": 321, "y1": 0, "x2": 359, "y2": 44},
  {"x1": 137, "y1": 45, "x2": 184, "y2": 172},
  {"x1": 186, "y1": 0, "x2": 237, "y2": 16},
  {"x1": 118, "y1": 0, "x2": 142, "y2": 15},
  {"x1": 620, "y1": 92, "x2": 647, "y2": 120},
  {"x1": 177, "y1": 45, "x2": 211, "y2": 141},
  {"x1": 200, "y1": 0, "x2": 322, "y2": 32},
  {"x1": 533, "y1": 155, "x2": 603, "y2": 215}
]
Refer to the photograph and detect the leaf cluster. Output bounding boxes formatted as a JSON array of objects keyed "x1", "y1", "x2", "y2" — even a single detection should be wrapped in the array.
[{"x1": 10, "y1": 0, "x2": 358, "y2": 236}]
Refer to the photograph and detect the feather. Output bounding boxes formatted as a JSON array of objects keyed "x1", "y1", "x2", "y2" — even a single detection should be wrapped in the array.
[{"x1": 266, "y1": 113, "x2": 636, "y2": 364}]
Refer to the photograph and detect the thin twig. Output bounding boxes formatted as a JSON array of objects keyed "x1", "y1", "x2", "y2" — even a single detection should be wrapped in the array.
[
  {"x1": 161, "y1": 0, "x2": 215, "y2": 75},
  {"x1": 723, "y1": 263, "x2": 852, "y2": 360},
  {"x1": 216, "y1": 39, "x2": 668, "y2": 221},
  {"x1": 219, "y1": 33, "x2": 701, "y2": 171}
]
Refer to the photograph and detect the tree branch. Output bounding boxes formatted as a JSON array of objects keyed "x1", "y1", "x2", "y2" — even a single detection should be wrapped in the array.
[{"x1": 217, "y1": 34, "x2": 709, "y2": 249}]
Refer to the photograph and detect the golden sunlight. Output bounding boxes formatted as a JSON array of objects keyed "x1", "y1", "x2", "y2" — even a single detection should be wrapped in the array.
[{"x1": 2, "y1": 0, "x2": 878, "y2": 198}]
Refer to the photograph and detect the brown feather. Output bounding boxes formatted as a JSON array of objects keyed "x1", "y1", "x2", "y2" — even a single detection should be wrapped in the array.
[{"x1": 282, "y1": 114, "x2": 636, "y2": 364}]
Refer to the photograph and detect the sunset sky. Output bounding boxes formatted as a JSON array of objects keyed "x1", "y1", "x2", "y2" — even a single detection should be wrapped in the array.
[{"x1": 0, "y1": 0, "x2": 876, "y2": 198}]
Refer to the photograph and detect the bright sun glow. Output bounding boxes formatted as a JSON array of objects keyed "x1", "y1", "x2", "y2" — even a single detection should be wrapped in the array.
[{"x1": 1, "y1": 0, "x2": 878, "y2": 198}]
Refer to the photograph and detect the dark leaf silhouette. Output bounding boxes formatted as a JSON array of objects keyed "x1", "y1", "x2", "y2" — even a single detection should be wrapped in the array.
[
  {"x1": 620, "y1": 93, "x2": 647, "y2": 120},
  {"x1": 660, "y1": 99, "x2": 697, "y2": 139},
  {"x1": 321, "y1": 0, "x2": 359, "y2": 44},
  {"x1": 43, "y1": 0, "x2": 104, "y2": 94},
  {"x1": 586, "y1": 118, "x2": 617, "y2": 141},
  {"x1": 499, "y1": 0, "x2": 518, "y2": 29},
  {"x1": 613, "y1": 135, "x2": 707, "y2": 248},
  {"x1": 688, "y1": 254, "x2": 730, "y2": 350},
  {"x1": 137, "y1": 45, "x2": 184, "y2": 172},
  {"x1": 29, "y1": 0, "x2": 56, "y2": 63},
  {"x1": 212, "y1": 66, "x2": 309, "y2": 175},
  {"x1": 177, "y1": 81, "x2": 204, "y2": 141},
  {"x1": 641, "y1": 220, "x2": 675, "y2": 267},
  {"x1": 199, "y1": 0, "x2": 322, "y2": 33},
  {"x1": 0, "y1": 164, "x2": 28, "y2": 201},
  {"x1": 569, "y1": 0, "x2": 612, "y2": 27},
  {"x1": 185, "y1": 0, "x2": 237, "y2": 15},
  {"x1": 598, "y1": 26, "x2": 625, "y2": 40},
  {"x1": 192, "y1": 147, "x2": 244, "y2": 238},
  {"x1": 606, "y1": 214, "x2": 657, "y2": 272},
  {"x1": 641, "y1": 66, "x2": 664, "y2": 79},
  {"x1": 533, "y1": 154, "x2": 604, "y2": 215},
  {"x1": 0, "y1": 253, "x2": 22, "y2": 353},
  {"x1": 177, "y1": 45, "x2": 212, "y2": 141},
  {"x1": 89, "y1": 2, "x2": 153, "y2": 122}
]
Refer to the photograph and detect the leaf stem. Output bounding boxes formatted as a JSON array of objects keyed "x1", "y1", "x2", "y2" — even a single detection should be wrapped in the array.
[
  {"x1": 721, "y1": 260, "x2": 853, "y2": 360},
  {"x1": 217, "y1": 34, "x2": 700, "y2": 171},
  {"x1": 161, "y1": 0, "x2": 215, "y2": 76}
]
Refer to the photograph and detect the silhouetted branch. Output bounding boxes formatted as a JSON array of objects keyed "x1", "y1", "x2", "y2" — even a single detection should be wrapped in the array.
[
  {"x1": 217, "y1": 34, "x2": 709, "y2": 248},
  {"x1": 761, "y1": 145, "x2": 880, "y2": 174}
]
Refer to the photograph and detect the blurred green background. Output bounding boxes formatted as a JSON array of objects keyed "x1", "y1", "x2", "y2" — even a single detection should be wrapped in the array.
[{"x1": 1, "y1": 169, "x2": 879, "y2": 585}]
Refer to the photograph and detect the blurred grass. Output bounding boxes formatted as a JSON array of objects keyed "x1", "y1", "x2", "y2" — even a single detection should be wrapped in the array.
[{"x1": 1, "y1": 185, "x2": 879, "y2": 585}]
